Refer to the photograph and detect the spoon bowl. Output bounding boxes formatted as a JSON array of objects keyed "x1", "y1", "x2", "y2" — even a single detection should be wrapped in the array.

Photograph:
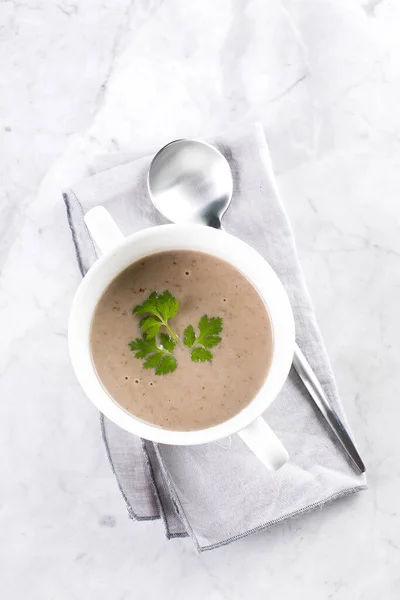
[{"x1": 148, "y1": 139, "x2": 233, "y2": 228}]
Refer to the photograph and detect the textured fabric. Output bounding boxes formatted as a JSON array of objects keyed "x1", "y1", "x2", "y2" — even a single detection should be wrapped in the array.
[{"x1": 63, "y1": 124, "x2": 366, "y2": 552}]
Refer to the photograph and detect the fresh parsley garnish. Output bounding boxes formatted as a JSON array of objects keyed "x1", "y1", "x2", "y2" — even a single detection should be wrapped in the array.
[
  {"x1": 191, "y1": 347, "x2": 214, "y2": 363},
  {"x1": 129, "y1": 292, "x2": 224, "y2": 373},
  {"x1": 184, "y1": 315, "x2": 223, "y2": 363},
  {"x1": 183, "y1": 324, "x2": 196, "y2": 347},
  {"x1": 159, "y1": 332, "x2": 176, "y2": 352},
  {"x1": 129, "y1": 333, "x2": 177, "y2": 375},
  {"x1": 133, "y1": 291, "x2": 179, "y2": 341}
]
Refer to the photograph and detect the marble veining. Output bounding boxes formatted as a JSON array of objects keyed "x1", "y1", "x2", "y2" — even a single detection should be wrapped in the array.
[{"x1": 1, "y1": 0, "x2": 400, "y2": 598}]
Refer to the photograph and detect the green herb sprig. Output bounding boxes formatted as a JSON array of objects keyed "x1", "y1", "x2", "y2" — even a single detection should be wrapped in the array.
[
  {"x1": 129, "y1": 291, "x2": 224, "y2": 374},
  {"x1": 133, "y1": 290, "x2": 179, "y2": 341},
  {"x1": 184, "y1": 315, "x2": 223, "y2": 363},
  {"x1": 129, "y1": 332, "x2": 177, "y2": 375}
]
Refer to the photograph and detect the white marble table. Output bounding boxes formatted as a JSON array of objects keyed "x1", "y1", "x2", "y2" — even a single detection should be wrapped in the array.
[{"x1": 1, "y1": 1, "x2": 399, "y2": 598}]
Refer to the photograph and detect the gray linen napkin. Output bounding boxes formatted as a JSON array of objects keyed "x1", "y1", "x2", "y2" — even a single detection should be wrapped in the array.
[{"x1": 64, "y1": 124, "x2": 367, "y2": 552}]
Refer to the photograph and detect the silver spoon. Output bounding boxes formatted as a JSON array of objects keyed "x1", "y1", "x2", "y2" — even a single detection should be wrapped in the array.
[{"x1": 148, "y1": 139, "x2": 366, "y2": 474}]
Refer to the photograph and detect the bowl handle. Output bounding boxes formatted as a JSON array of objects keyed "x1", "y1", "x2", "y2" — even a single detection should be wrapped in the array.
[
  {"x1": 84, "y1": 206, "x2": 125, "y2": 255},
  {"x1": 238, "y1": 417, "x2": 288, "y2": 470}
]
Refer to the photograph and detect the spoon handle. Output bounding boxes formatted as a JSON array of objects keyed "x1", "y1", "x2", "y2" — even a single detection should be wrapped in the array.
[{"x1": 293, "y1": 343, "x2": 365, "y2": 473}]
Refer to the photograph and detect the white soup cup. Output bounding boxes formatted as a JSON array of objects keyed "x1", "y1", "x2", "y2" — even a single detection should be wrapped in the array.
[{"x1": 68, "y1": 207, "x2": 295, "y2": 470}]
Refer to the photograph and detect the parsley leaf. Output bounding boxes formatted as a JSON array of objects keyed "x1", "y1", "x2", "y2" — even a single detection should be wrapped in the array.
[
  {"x1": 184, "y1": 315, "x2": 223, "y2": 362},
  {"x1": 129, "y1": 335, "x2": 158, "y2": 358},
  {"x1": 155, "y1": 290, "x2": 179, "y2": 321},
  {"x1": 133, "y1": 291, "x2": 179, "y2": 341},
  {"x1": 191, "y1": 347, "x2": 214, "y2": 363},
  {"x1": 183, "y1": 324, "x2": 196, "y2": 348},
  {"x1": 159, "y1": 332, "x2": 176, "y2": 353},
  {"x1": 132, "y1": 291, "x2": 158, "y2": 316},
  {"x1": 140, "y1": 316, "x2": 162, "y2": 338},
  {"x1": 142, "y1": 353, "x2": 162, "y2": 369},
  {"x1": 196, "y1": 315, "x2": 223, "y2": 348},
  {"x1": 128, "y1": 334, "x2": 177, "y2": 375},
  {"x1": 154, "y1": 354, "x2": 178, "y2": 375},
  {"x1": 144, "y1": 353, "x2": 177, "y2": 375}
]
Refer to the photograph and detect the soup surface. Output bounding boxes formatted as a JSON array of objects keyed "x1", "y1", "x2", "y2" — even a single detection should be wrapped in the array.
[{"x1": 90, "y1": 250, "x2": 273, "y2": 430}]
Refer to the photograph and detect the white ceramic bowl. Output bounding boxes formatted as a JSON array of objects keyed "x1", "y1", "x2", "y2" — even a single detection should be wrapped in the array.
[{"x1": 68, "y1": 207, "x2": 295, "y2": 469}]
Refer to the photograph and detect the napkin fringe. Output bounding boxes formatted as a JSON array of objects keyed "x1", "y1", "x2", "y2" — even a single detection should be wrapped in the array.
[{"x1": 100, "y1": 414, "x2": 159, "y2": 522}]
